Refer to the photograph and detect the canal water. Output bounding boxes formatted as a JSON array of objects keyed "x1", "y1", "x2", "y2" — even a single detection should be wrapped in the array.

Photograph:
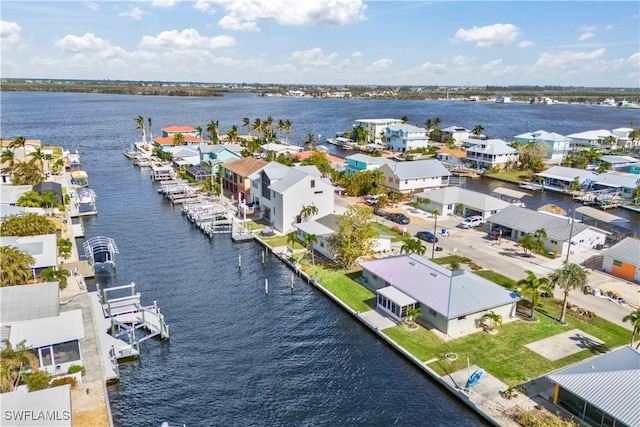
[{"x1": 2, "y1": 91, "x2": 639, "y2": 426}]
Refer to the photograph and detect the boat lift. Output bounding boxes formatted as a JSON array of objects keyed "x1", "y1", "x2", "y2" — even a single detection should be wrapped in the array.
[{"x1": 83, "y1": 236, "x2": 119, "y2": 271}]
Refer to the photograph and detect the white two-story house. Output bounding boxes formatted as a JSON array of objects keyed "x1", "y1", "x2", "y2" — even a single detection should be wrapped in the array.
[
  {"x1": 353, "y1": 119, "x2": 403, "y2": 144},
  {"x1": 513, "y1": 130, "x2": 570, "y2": 162},
  {"x1": 385, "y1": 123, "x2": 429, "y2": 152},
  {"x1": 464, "y1": 139, "x2": 518, "y2": 171},
  {"x1": 379, "y1": 159, "x2": 451, "y2": 194},
  {"x1": 255, "y1": 163, "x2": 335, "y2": 233}
]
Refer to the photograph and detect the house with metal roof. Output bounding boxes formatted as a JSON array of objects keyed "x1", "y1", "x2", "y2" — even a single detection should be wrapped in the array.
[
  {"x1": 254, "y1": 163, "x2": 334, "y2": 233},
  {"x1": 439, "y1": 126, "x2": 470, "y2": 146},
  {"x1": 598, "y1": 155, "x2": 640, "y2": 172},
  {"x1": 566, "y1": 129, "x2": 615, "y2": 148},
  {"x1": 483, "y1": 205, "x2": 608, "y2": 257},
  {"x1": 343, "y1": 153, "x2": 393, "y2": 176},
  {"x1": 353, "y1": 118, "x2": 403, "y2": 144},
  {"x1": 378, "y1": 159, "x2": 451, "y2": 194},
  {"x1": 260, "y1": 142, "x2": 303, "y2": 157},
  {"x1": 198, "y1": 144, "x2": 243, "y2": 173},
  {"x1": 413, "y1": 186, "x2": 511, "y2": 219},
  {"x1": 547, "y1": 345, "x2": 640, "y2": 427},
  {"x1": 535, "y1": 166, "x2": 599, "y2": 193},
  {"x1": 513, "y1": 130, "x2": 570, "y2": 162},
  {"x1": 385, "y1": 123, "x2": 429, "y2": 152},
  {"x1": 0, "y1": 384, "x2": 73, "y2": 427},
  {"x1": 601, "y1": 237, "x2": 640, "y2": 283},
  {"x1": 464, "y1": 139, "x2": 518, "y2": 171},
  {"x1": 589, "y1": 172, "x2": 640, "y2": 199},
  {"x1": 358, "y1": 254, "x2": 520, "y2": 336},
  {"x1": 0, "y1": 234, "x2": 58, "y2": 280}
]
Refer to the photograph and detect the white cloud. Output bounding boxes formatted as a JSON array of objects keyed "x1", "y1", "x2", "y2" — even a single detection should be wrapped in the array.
[
  {"x1": 627, "y1": 52, "x2": 640, "y2": 69},
  {"x1": 450, "y1": 55, "x2": 472, "y2": 66},
  {"x1": 202, "y1": 0, "x2": 366, "y2": 31},
  {"x1": 83, "y1": 2, "x2": 99, "y2": 11},
  {"x1": 1, "y1": 20, "x2": 21, "y2": 46},
  {"x1": 581, "y1": 25, "x2": 598, "y2": 32},
  {"x1": 578, "y1": 32, "x2": 595, "y2": 42},
  {"x1": 55, "y1": 33, "x2": 113, "y2": 53},
  {"x1": 518, "y1": 40, "x2": 534, "y2": 48},
  {"x1": 119, "y1": 6, "x2": 147, "y2": 20},
  {"x1": 454, "y1": 23, "x2": 521, "y2": 48},
  {"x1": 140, "y1": 29, "x2": 236, "y2": 50},
  {"x1": 290, "y1": 48, "x2": 338, "y2": 67},
  {"x1": 604, "y1": 24, "x2": 613, "y2": 30},
  {"x1": 194, "y1": 0, "x2": 217, "y2": 14},
  {"x1": 366, "y1": 58, "x2": 392, "y2": 73},
  {"x1": 218, "y1": 15, "x2": 259, "y2": 31},
  {"x1": 535, "y1": 48, "x2": 606, "y2": 69},
  {"x1": 481, "y1": 59, "x2": 517, "y2": 77},
  {"x1": 152, "y1": 0, "x2": 179, "y2": 7},
  {"x1": 351, "y1": 51, "x2": 362, "y2": 58},
  {"x1": 416, "y1": 62, "x2": 447, "y2": 74}
]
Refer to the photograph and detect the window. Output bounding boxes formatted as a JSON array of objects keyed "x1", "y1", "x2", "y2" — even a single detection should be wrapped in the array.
[
  {"x1": 428, "y1": 309, "x2": 436, "y2": 316},
  {"x1": 52, "y1": 341, "x2": 81, "y2": 364},
  {"x1": 314, "y1": 191, "x2": 323, "y2": 194},
  {"x1": 613, "y1": 260, "x2": 622, "y2": 267},
  {"x1": 457, "y1": 315, "x2": 466, "y2": 320},
  {"x1": 310, "y1": 180, "x2": 315, "y2": 188}
]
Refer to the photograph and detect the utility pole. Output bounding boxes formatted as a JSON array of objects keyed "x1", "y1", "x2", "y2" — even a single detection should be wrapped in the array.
[
  {"x1": 564, "y1": 209, "x2": 576, "y2": 265},
  {"x1": 431, "y1": 210, "x2": 439, "y2": 260}
]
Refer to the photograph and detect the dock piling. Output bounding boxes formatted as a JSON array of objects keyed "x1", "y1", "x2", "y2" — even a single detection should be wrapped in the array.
[{"x1": 265, "y1": 278, "x2": 268, "y2": 295}]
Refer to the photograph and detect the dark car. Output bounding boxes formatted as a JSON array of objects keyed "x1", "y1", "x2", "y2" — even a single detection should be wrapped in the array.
[
  {"x1": 416, "y1": 231, "x2": 439, "y2": 243},
  {"x1": 388, "y1": 213, "x2": 410, "y2": 224}
]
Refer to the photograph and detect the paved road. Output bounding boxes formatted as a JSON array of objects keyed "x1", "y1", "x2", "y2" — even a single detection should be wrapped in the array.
[{"x1": 335, "y1": 194, "x2": 638, "y2": 331}]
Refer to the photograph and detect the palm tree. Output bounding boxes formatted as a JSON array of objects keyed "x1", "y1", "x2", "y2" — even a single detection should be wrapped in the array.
[
  {"x1": 299, "y1": 204, "x2": 319, "y2": 222},
  {"x1": 0, "y1": 340, "x2": 40, "y2": 392},
  {"x1": 242, "y1": 117, "x2": 251, "y2": 137},
  {"x1": 549, "y1": 263, "x2": 589, "y2": 324},
  {"x1": 195, "y1": 126, "x2": 203, "y2": 144},
  {"x1": 449, "y1": 258, "x2": 461, "y2": 271},
  {"x1": 51, "y1": 158, "x2": 65, "y2": 175},
  {"x1": 481, "y1": 311, "x2": 503, "y2": 331},
  {"x1": 283, "y1": 119, "x2": 292, "y2": 142},
  {"x1": 40, "y1": 266, "x2": 70, "y2": 289},
  {"x1": 472, "y1": 124, "x2": 484, "y2": 138},
  {"x1": 1, "y1": 149, "x2": 16, "y2": 181},
  {"x1": 303, "y1": 233, "x2": 318, "y2": 267},
  {"x1": 622, "y1": 309, "x2": 640, "y2": 349},
  {"x1": 0, "y1": 246, "x2": 35, "y2": 286},
  {"x1": 517, "y1": 270, "x2": 552, "y2": 320},
  {"x1": 147, "y1": 117, "x2": 153, "y2": 143},
  {"x1": 9, "y1": 136, "x2": 27, "y2": 162},
  {"x1": 207, "y1": 121, "x2": 219, "y2": 144},
  {"x1": 28, "y1": 146, "x2": 45, "y2": 175},
  {"x1": 173, "y1": 133, "x2": 185, "y2": 146},
  {"x1": 253, "y1": 118, "x2": 263, "y2": 138},
  {"x1": 227, "y1": 125, "x2": 239, "y2": 143},
  {"x1": 286, "y1": 232, "x2": 299, "y2": 255},
  {"x1": 406, "y1": 306, "x2": 421, "y2": 326},
  {"x1": 400, "y1": 238, "x2": 426, "y2": 256},
  {"x1": 134, "y1": 116, "x2": 146, "y2": 143},
  {"x1": 306, "y1": 134, "x2": 317, "y2": 149},
  {"x1": 264, "y1": 116, "x2": 274, "y2": 141},
  {"x1": 433, "y1": 117, "x2": 441, "y2": 129},
  {"x1": 401, "y1": 115, "x2": 409, "y2": 124}
]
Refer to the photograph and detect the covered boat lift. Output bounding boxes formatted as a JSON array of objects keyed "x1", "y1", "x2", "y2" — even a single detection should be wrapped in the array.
[
  {"x1": 83, "y1": 236, "x2": 119, "y2": 271},
  {"x1": 492, "y1": 187, "x2": 530, "y2": 207},
  {"x1": 575, "y1": 206, "x2": 633, "y2": 246}
]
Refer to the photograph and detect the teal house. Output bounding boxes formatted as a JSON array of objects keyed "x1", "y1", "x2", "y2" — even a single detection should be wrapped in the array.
[
  {"x1": 199, "y1": 144, "x2": 243, "y2": 173},
  {"x1": 344, "y1": 153, "x2": 393, "y2": 176}
]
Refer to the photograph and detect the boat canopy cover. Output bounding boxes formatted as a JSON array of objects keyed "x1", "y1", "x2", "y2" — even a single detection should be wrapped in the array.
[
  {"x1": 575, "y1": 206, "x2": 628, "y2": 224},
  {"x1": 493, "y1": 187, "x2": 530, "y2": 200},
  {"x1": 71, "y1": 170, "x2": 88, "y2": 179}
]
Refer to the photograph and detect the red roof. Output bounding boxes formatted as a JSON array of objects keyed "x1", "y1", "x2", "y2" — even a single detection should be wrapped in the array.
[
  {"x1": 153, "y1": 135, "x2": 201, "y2": 146},
  {"x1": 293, "y1": 150, "x2": 344, "y2": 163},
  {"x1": 162, "y1": 126, "x2": 197, "y2": 133}
]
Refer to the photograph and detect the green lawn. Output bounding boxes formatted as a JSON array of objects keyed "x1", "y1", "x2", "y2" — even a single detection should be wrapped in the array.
[
  {"x1": 431, "y1": 255, "x2": 471, "y2": 266},
  {"x1": 313, "y1": 265, "x2": 375, "y2": 313},
  {"x1": 384, "y1": 300, "x2": 630, "y2": 386},
  {"x1": 475, "y1": 270, "x2": 518, "y2": 289},
  {"x1": 371, "y1": 222, "x2": 407, "y2": 242},
  {"x1": 484, "y1": 170, "x2": 535, "y2": 184},
  {"x1": 243, "y1": 220, "x2": 266, "y2": 231},
  {"x1": 262, "y1": 234, "x2": 305, "y2": 250}
]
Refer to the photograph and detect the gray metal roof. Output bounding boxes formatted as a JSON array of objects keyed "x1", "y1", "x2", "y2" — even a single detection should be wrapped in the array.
[
  {"x1": 359, "y1": 254, "x2": 519, "y2": 319},
  {"x1": 547, "y1": 346, "x2": 640, "y2": 427},
  {"x1": 536, "y1": 166, "x2": 599, "y2": 181},
  {"x1": 295, "y1": 214, "x2": 340, "y2": 236},
  {"x1": 465, "y1": 139, "x2": 517, "y2": 155},
  {"x1": 0, "y1": 234, "x2": 58, "y2": 269},
  {"x1": 1, "y1": 282, "x2": 59, "y2": 323},
  {"x1": 593, "y1": 172, "x2": 639, "y2": 189},
  {"x1": 0, "y1": 385, "x2": 72, "y2": 427},
  {"x1": 601, "y1": 237, "x2": 640, "y2": 267},
  {"x1": 384, "y1": 159, "x2": 451, "y2": 180},
  {"x1": 378, "y1": 286, "x2": 417, "y2": 306},
  {"x1": 416, "y1": 187, "x2": 510, "y2": 212},
  {"x1": 486, "y1": 205, "x2": 596, "y2": 241},
  {"x1": 576, "y1": 206, "x2": 628, "y2": 224},
  {"x1": 387, "y1": 123, "x2": 427, "y2": 133}
]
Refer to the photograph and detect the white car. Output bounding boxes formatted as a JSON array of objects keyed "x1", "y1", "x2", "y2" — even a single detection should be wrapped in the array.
[{"x1": 458, "y1": 216, "x2": 484, "y2": 229}]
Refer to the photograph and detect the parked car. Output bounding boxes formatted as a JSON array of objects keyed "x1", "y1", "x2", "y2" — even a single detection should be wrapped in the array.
[
  {"x1": 457, "y1": 215, "x2": 484, "y2": 229},
  {"x1": 488, "y1": 228, "x2": 507, "y2": 240},
  {"x1": 416, "y1": 231, "x2": 439, "y2": 243},
  {"x1": 388, "y1": 213, "x2": 410, "y2": 225}
]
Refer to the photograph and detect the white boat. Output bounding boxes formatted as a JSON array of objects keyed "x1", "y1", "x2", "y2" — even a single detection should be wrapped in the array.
[{"x1": 76, "y1": 188, "x2": 97, "y2": 216}]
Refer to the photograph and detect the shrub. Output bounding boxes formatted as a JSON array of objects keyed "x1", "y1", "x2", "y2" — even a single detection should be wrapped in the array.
[
  {"x1": 25, "y1": 370, "x2": 51, "y2": 391},
  {"x1": 513, "y1": 407, "x2": 577, "y2": 427},
  {"x1": 67, "y1": 364, "x2": 84, "y2": 375},
  {"x1": 50, "y1": 376, "x2": 78, "y2": 389}
]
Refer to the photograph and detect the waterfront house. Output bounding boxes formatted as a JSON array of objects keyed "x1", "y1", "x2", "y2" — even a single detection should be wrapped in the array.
[
  {"x1": 439, "y1": 126, "x2": 470, "y2": 146},
  {"x1": 589, "y1": 172, "x2": 639, "y2": 199},
  {"x1": 534, "y1": 166, "x2": 599, "y2": 192},
  {"x1": 198, "y1": 144, "x2": 243, "y2": 174},
  {"x1": 435, "y1": 147, "x2": 466, "y2": 166},
  {"x1": 1, "y1": 282, "x2": 85, "y2": 376},
  {"x1": 32, "y1": 181, "x2": 64, "y2": 206},
  {"x1": 384, "y1": 123, "x2": 429, "y2": 152},
  {"x1": 547, "y1": 345, "x2": 640, "y2": 427},
  {"x1": 600, "y1": 237, "x2": 640, "y2": 283},
  {"x1": 0, "y1": 234, "x2": 58, "y2": 280},
  {"x1": 598, "y1": 155, "x2": 640, "y2": 172},
  {"x1": 464, "y1": 139, "x2": 518, "y2": 171},
  {"x1": 358, "y1": 254, "x2": 520, "y2": 336},
  {"x1": 222, "y1": 156, "x2": 267, "y2": 203},
  {"x1": 353, "y1": 119, "x2": 404, "y2": 144},
  {"x1": 295, "y1": 213, "x2": 391, "y2": 261},
  {"x1": 161, "y1": 125, "x2": 200, "y2": 139},
  {"x1": 379, "y1": 159, "x2": 451, "y2": 195},
  {"x1": 152, "y1": 126, "x2": 201, "y2": 148},
  {"x1": 413, "y1": 187, "x2": 510, "y2": 219},
  {"x1": 0, "y1": 385, "x2": 73, "y2": 427},
  {"x1": 611, "y1": 127, "x2": 635, "y2": 148},
  {"x1": 344, "y1": 153, "x2": 393, "y2": 176},
  {"x1": 0, "y1": 185, "x2": 37, "y2": 204},
  {"x1": 255, "y1": 163, "x2": 334, "y2": 233},
  {"x1": 483, "y1": 205, "x2": 608, "y2": 257},
  {"x1": 167, "y1": 146, "x2": 201, "y2": 170},
  {"x1": 566, "y1": 129, "x2": 615, "y2": 148},
  {"x1": 292, "y1": 150, "x2": 345, "y2": 173},
  {"x1": 260, "y1": 143, "x2": 303, "y2": 157},
  {"x1": 513, "y1": 130, "x2": 570, "y2": 162}
]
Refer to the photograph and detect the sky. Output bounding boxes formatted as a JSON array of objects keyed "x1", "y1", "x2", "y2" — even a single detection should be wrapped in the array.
[{"x1": 1, "y1": 1, "x2": 639, "y2": 87}]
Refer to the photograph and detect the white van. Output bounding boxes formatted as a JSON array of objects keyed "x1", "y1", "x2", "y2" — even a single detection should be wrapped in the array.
[{"x1": 458, "y1": 215, "x2": 484, "y2": 229}]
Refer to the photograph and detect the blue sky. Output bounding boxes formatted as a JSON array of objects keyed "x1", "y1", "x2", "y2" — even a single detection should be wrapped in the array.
[{"x1": 2, "y1": 1, "x2": 639, "y2": 87}]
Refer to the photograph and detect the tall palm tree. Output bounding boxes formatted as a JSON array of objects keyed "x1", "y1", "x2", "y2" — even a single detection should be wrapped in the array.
[
  {"x1": 134, "y1": 116, "x2": 146, "y2": 143},
  {"x1": 283, "y1": 119, "x2": 292, "y2": 142},
  {"x1": 286, "y1": 232, "x2": 299, "y2": 255},
  {"x1": 299, "y1": 204, "x2": 319, "y2": 222},
  {"x1": 0, "y1": 246, "x2": 35, "y2": 286},
  {"x1": 622, "y1": 309, "x2": 640, "y2": 349},
  {"x1": 253, "y1": 118, "x2": 262, "y2": 139},
  {"x1": 227, "y1": 125, "x2": 239, "y2": 143},
  {"x1": 28, "y1": 146, "x2": 45, "y2": 175},
  {"x1": 472, "y1": 124, "x2": 484, "y2": 138},
  {"x1": 306, "y1": 134, "x2": 317, "y2": 150},
  {"x1": 195, "y1": 126, "x2": 203, "y2": 144},
  {"x1": 549, "y1": 263, "x2": 589, "y2": 324},
  {"x1": 517, "y1": 270, "x2": 552, "y2": 320},
  {"x1": 207, "y1": 121, "x2": 219, "y2": 144},
  {"x1": 433, "y1": 117, "x2": 441, "y2": 129},
  {"x1": 173, "y1": 133, "x2": 185, "y2": 146},
  {"x1": 9, "y1": 136, "x2": 27, "y2": 162},
  {"x1": 242, "y1": 117, "x2": 251, "y2": 137},
  {"x1": 400, "y1": 238, "x2": 426, "y2": 256},
  {"x1": 147, "y1": 117, "x2": 153, "y2": 144},
  {"x1": 0, "y1": 340, "x2": 40, "y2": 392},
  {"x1": 264, "y1": 116, "x2": 274, "y2": 141},
  {"x1": 303, "y1": 233, "x2": 318, "y2": 267},
  {"x1": 1, "y1": 149, "x2": 16, "y2": 181},
  {"x1": 370, "y1": 169, "x2": 385, "y2": 190}
]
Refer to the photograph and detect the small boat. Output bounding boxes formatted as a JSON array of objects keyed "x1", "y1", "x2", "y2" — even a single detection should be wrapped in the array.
[{"x1": 465, "y1": 369, "x2": 484, "y2": 390}]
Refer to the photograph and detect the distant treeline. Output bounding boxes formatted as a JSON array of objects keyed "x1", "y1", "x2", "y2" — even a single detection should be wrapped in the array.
[{"x1": 1, "y1": 79, "x2": 638, "y2": 102}]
